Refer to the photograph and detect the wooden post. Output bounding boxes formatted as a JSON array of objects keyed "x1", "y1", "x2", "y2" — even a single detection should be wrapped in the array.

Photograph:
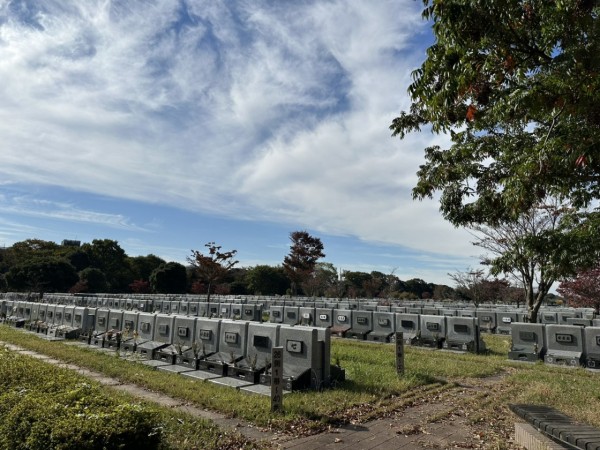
[
  {"x1": 271, "y1": 346, "x2": 284, "y2": 412},
  {"x1": 395, "y1": 332, "x2": 404, "y2": 376}
]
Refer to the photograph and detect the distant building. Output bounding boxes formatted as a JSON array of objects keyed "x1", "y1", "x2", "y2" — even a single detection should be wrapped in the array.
[{"x1": 61, "y1": 240, "x2": 81, "y2": 247}]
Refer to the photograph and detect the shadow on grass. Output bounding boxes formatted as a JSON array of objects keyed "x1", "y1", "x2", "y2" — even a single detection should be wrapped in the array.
[
  {"x1": 332, "y1": 371, "x2": 447, "y2": 395},
  {"x1": 409, "y1": 372, "x2": 449, "y2": 386},
  {"x1": 485, "y1": 347, "x2": 510, "y2": 358}
]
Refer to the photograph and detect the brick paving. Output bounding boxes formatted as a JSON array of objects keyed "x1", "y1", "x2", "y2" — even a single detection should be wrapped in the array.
[
  {"x1": 276, "y1": 374, "x2": 515, "y2": 450},
  {"x1": 276, "y1": 402, "x2": 478, "y2": 450}
]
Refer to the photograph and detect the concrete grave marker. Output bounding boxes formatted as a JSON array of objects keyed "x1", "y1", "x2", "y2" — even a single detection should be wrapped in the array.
[{"x1": 271, "y1": 346, "x2": 284, "y2": 412}]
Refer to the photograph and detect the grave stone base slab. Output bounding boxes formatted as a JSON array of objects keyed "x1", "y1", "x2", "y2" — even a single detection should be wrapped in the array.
[
  {"x1": 157, "y1": 365, "x2": 196, "y2": 375},
  {"x1": 181, "y1": 370, "x2": 224, "y2": 381},
  {"x1": 239, "y1": 384, "x2": 291, "y2": 397},
  {"x1": 141, "y1": 359, "x2": 172, "y2": 369},
  {"x1": 209, "y1": 377, "x2": 255, "y2": 389}
]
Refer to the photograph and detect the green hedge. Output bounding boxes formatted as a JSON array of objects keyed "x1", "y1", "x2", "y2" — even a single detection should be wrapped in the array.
[{"x1": 0, "y1": 349, "x2": 161, "y2": 450}]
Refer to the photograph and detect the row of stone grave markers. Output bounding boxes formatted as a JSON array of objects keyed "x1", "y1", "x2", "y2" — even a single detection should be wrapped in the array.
[
  {"x1": 509, "y1": 322, "x2": 600, "y2": 369},
  {"x1": 288, "y1": 309, "x2": 488, "y2": 353},
  {"x1": 2, "y1": 293, "x2": 597, "y2": 355},
  {"x1": 3, "y1": 291, "x2": 597, "y2": 334},
  {"x1": 3, "y1": 297, "x2": 265, "y2": 322},
  {"x1": 5, "y1": 291, "x2": 596, "y2": 314},
  {"x1": 3, "y1": 292, "x2": 596, "y2": 325},
  {"x1": 0, "y1": 300, "x2": 344, "y2": 394},
  {"x1": 267, "y1": 305, "x2": 597, "y2": 335},
  {"x1": 1, "y1": 298, "x2": 484, "y2": 353}
]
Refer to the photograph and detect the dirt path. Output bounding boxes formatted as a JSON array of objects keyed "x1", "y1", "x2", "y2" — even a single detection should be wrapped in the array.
[{"x1": 276, "y1": 373, "x2": 521, "y2": 449}]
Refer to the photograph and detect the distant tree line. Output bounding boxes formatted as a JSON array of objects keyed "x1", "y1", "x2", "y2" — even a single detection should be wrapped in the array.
[
  {"x1": 0, "y1": 237, "x2": 454, "y2": 299},
  {"x1": 0, "y1": 235, "x2": 562, "y2": 306}
]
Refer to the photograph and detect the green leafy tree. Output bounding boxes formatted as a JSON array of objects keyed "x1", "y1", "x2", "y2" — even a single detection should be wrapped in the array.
[
  {"x1": 404, "y1": 278, "x2": 434, "y2": 299},
  {"x1": 371, "y1": 271, "x2": 403, "y2": 299},
  {"x1": 472, "y1": 200, "x2": 585, "y2": 321},
  {"x1": 342, "y1": 271, "x2": 371, "y2": 298},
  {"x1": 82, "y1": 239, "x2": 132, "y2": 292},
  {"x1": 150, "y1": 262, "x2": 187, "y2": 294},
  {"x1": 188, "y1": 242, "x2": 238, "y2": 304},
  {"x1": 78, "y1": 267, "x2": 108, "y2": 293},
  {"x1": 391, "y1": 1, "x2": 600, "y2": 225},
  {"x1": 6, "y1": 258, "x2": 78, "y2": 292},
  {"x1": 10, "y1": 239, "x2": 60, "y2": 255},
  {"x1": 397, "y1": 291, "x2": 419, "y2": 300},
  {"x1": 301, "y1": 262, "x2": 338, "y2": 297},
  {"x1": 128, "y1": 254, "x2": 166, "y2": 282},
  {"x1": 226, "y1": 267, "x2": 248, "y2": 295},
  {"x1": 282, "y1": 231, "x2": 325, "y2": 295},
  {"x1": 4, "y1": 239, "x2": 60, "y2": 268},
  {"x1": 245, "y1": 265, "x2": 290, "y2": 295},
  {"x1": 67, "y1": 249, "x2": 91, "y2": 273}
]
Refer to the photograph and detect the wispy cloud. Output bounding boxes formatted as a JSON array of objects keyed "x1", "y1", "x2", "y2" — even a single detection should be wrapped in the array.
[
  {"x1": 0, "y1": 217, "x2": 48, "y2": 243},
  {"x1": 1, "y1": 194, "x2": 147, "y2": 231}
]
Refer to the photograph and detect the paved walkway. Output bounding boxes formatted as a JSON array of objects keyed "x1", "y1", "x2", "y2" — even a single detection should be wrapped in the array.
[{"x1": 2, "y1": 341, "x2": 519, "y2": 449}]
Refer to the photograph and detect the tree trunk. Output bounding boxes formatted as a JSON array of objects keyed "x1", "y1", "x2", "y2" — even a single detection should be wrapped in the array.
[
  {"x1": 526, "y1": 285, "x2": 552, "y2": 323},
  {"x1": 291, "y1": 281, "x2": 297, "y2": 296},
  {"x1": 206, "y1": 281, "x2": 212, "y2": 315},
  {"x1": 525, "y1": 284, "x2": 537, "y2": 323}
]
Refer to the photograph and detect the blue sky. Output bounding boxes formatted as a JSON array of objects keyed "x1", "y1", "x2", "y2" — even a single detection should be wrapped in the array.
[{"x1": 0, "y1": 0, "x2": 480, "y2": 286}]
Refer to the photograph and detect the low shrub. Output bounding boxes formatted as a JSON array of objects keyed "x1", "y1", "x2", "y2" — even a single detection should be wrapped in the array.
[{"x1": 0, "y1": 350, "x2": 161, "y2": 450}]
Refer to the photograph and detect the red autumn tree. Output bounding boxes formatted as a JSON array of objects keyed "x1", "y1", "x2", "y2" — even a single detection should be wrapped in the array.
[
  {"x1": 283, "y1": 231, "x2": 325, "y2": 296},
  {"x1": 188, "y1": 242, "x2": 238, "y2": 304},
  {"x1": 557, "y1": 267, "x2": 600, "y2": 315},
  {"x1": 129, "y1": 279, "x2": 151, "y2": 294}
]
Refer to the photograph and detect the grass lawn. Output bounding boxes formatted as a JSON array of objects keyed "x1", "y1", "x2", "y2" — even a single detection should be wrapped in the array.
[{"x1": 0, "y1": 325, "x2": 598, "y2": 441}]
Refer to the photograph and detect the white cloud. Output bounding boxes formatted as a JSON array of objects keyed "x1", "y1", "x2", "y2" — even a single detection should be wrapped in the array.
[{"x1": 0, "y1": 1, "x2": 476, "y2": 266}]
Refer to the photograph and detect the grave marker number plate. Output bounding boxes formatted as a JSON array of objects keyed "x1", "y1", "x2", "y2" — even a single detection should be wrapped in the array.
[
  {"x1": 286, "y1": 340, "x2": 303, "y2": 353},
  {"x1": 556, "y1": 333, "x2": 573, "y2": 344},
  {"x1": 199, "y1": 329, "x2": 212, "y2": 340},
  {"x1": 224, "y1": 332, "x2": 238, "y2": 344}
]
